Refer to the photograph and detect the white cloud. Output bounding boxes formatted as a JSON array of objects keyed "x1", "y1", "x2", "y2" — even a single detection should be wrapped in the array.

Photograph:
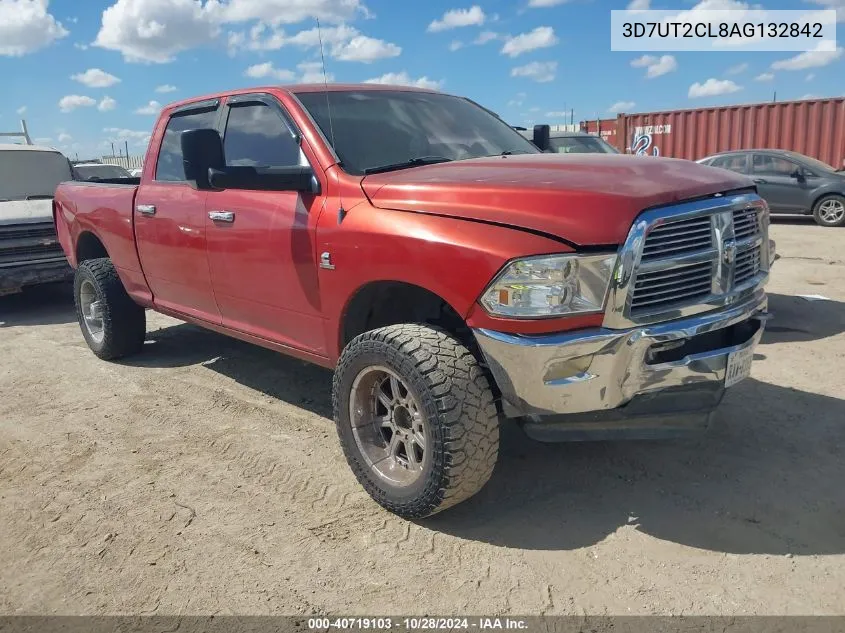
[
  {"x1": 155, "y1": 84, "x2": 177, "y2": 93},
  {"x1": 511, "y1": 61, "x2": 557, "y2": 83},
  {"x1": 631, "y1": 54, "x2": 678, "y2": 78},
  {"x1": 449, "y1": 40, "x2": 463, "y2": 51},
  {"x1": 474, "y1": 30, "x2": 499, "y2": 44},
  {"x1": 508, "y1": 92, "x2": 526, "y2": 107},
  {"x1": 427, "y1": 6, "x2": 485, "y2": 32},
  {"x1": 71, "y1": 68, "x2": 121, "y2": 88},
  {"x1": 134, "y1": 100, "x2": 162, "y2": 115},
  {"x1": 16, "y1": 106, "x2": 27, "y2": 115},
  {"x1": 688, "y1": 78, "x2": 742, "y2": 98},
  {"x1": 104, "y1": 127, "x2": 151, "y2": 142},
  {"x1": 59, "y1": 95, "x2": 97, "y2": 112},
  {"x1": 806, "y1": 0, "x2": 845, "y2": 22},
  {"x1": 209, "y1": 0, "x2": 367, "y2": 26},
  {"x1": 545, "y1": 111, "x2": 569, "y2": 117},
  {"x1": 297, "y1": 61, "x2": 333, "y2": 83},
  {"x1": 725, "y1": 62, "x2": 748, "y2": 75},
  {"x1": 0, "y1": 0, "x2": 69, "y2": 56},
  {"x1": 608, "y1": 100, "x2": 636, "y2": 113},
  {"x1": 58, "y1": 132, "x2": 72, "y2": 143},
  {"x1": 771, "y1": 44, "x2": 844, "y2": 71},
  {"x1": 364, "y1": 71, "x2": 442, "y2": 90},
  {"x1": 527, "y1": 0, "x2": 571, "y2": 6},
  {"x1": 807, "y1": 73, "x2": 816, "y2": 81},
  {"x1": 801, "y1": 93, "x2": 819, "y2": 100},
  {"x1": 98, "y1": 96, "x2": 117, "y2": 111},
  {"x1": 244, "y1": 62, "x2": 295, "y2": 81},
  {"x1": 332, "y1": 35, "x2": 400, "y2": 62},
  {"x1": 501, "y1": 26, "x2": 557, "y2": 57},
  {"x1": 754, "y1": 72, "x2": 774, "y2": 81},
  {"x1": 627, "y1": 0, "x2": 650, "y2": 8},
  {"x1": 74, "y1": 42, "x2": 88, "y2": 50}
]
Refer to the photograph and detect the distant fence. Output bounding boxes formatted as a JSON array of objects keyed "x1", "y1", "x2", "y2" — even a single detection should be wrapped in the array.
[{"x1": 100, "y1": 155, "x2": 144, "y2": 170}]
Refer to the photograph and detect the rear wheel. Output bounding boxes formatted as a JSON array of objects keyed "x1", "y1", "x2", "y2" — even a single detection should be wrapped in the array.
[
  {"x1": 74, "y1": 258, "x2": 146, "y2": 360},
  {"x1": 333, "y1": 324, "x2": 499, "y2": 518},
  {"x1": 812, "y1": 194, "x2": 845, "y2": 227}
]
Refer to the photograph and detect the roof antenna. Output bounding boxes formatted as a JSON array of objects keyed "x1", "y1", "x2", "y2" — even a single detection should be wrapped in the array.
[{"x1": 316, "y1": 18, "x2": 345, "y2": 224}]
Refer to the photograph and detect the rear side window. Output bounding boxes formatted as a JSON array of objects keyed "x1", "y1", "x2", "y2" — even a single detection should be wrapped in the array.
[
  {"x1": 223, "y1": 103, "x2": 300, "y2": 167},
  {"x1": 710, "y1": 154, "x2": 747, "y2": 173},
  {"x1": 155, "y1": 107, "x2": 218, "y2": 182}
]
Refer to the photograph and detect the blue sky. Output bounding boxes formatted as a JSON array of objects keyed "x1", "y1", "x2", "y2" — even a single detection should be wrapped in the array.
[{"x1": 1, "y1": 0, "x2": 843, "y2": 160}]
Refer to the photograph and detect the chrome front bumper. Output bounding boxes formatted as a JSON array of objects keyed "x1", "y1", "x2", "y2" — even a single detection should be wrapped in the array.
[{"x1": 474, "y1": 289, "x2": 768, "y2": 430}]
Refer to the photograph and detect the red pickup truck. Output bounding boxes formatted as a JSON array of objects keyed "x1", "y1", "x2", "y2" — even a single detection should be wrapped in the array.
[{"x1": 54, "y1": 84, "x2": 772, "y2": 518}]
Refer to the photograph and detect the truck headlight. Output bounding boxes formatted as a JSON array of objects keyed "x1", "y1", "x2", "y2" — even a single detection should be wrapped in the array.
[{"x1": 480, "y1": 253, "x2": 618, "y2": 318}]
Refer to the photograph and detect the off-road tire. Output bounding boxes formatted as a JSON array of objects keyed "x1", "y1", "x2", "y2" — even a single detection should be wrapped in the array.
[
  {"x1": 812, "y1": 194, "x2": 845, "y2": 228},
  {"x1": 74, "y1": 258, "x2": 146, "y2": 360},
  {"x1": 333, "y1": 324, "x2": 499, "y2": 518}
]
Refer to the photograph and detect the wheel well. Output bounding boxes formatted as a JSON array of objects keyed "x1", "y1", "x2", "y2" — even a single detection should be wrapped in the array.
[
  {"x1": 76, "y1": 231, "x2": 108, "y2": 263},
  {"x1": 812, "y1": 192, "x2": 845, "y2": 211},
  {"x1": 342, "y1": 282, "x2": 473, "y2": 351}
]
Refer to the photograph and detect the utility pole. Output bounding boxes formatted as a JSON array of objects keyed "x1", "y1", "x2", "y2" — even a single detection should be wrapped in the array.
[
  {"x1": 124, "y1": 140, "x2": 129, "y2": 160},
  {"x1": 111, "y1": 142, "x2": 115, "y2": 157},
  {"x1": 773, "y1": 91, "x2": 777, "y2": 103}
]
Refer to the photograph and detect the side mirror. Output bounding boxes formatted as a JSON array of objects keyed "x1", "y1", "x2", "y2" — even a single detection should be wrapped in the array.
[
  {"x1": 532, "y1": 124, "x2": 551, "y2": 152},
  {"x1": 790, "y1": 168, "x2": 806, "y2": 181},
  {"x1": 181, "y1": 128, "x2": 224, "y2": 190},
  {"x1": 208, "y1": 165, "x2": 319, "y2": 193}
]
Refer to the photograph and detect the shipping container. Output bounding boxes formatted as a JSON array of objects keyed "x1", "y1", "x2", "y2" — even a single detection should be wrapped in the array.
[
  {"x1": 581, "y1": 118, "x2": 618, "y2": 149},
  {"x1": 595, "y1": 97, "x2": 845, "y2": 169}
]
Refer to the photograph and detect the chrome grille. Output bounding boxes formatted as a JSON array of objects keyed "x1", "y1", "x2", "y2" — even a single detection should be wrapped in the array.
[
  {"x1": 0, "y1": 221, "x2": 65, "y2": 268},
  {"x1": 640, "y1": 215, "x2": 712, "y2": 262},
  {"x1": 735, "y1": 245, "x2": 761, "y2": 286},
  {"x1": 603, "y1": 191, "x2": 771, "y2": 329},
  {"x1": 733, "y1": 207, "x2": 760, "y2": 240},
  {"x1": 631, "y1": 260, "x2": 713, "y2": 312}
]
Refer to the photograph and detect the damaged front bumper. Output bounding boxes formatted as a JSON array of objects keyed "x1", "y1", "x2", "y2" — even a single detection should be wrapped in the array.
[{"x1": 474, "y1": 290, "x2": 769, "y2": 441}]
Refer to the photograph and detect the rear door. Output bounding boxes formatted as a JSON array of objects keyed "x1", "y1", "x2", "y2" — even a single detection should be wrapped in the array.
[
  {"x1": 204, "y1": 94, "x2": 327, "y2": 354},
  {"x1": 134, "y1": 101, "x2": 222, "y2": 323},
  {"x1": 750, "y1": 153, "x2": 810, "y2": 213}
]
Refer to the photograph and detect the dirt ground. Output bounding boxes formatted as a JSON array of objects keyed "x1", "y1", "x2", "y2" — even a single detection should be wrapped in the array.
[{"x1": 1, "y1": 219, "x2": 843, "y2": 616}]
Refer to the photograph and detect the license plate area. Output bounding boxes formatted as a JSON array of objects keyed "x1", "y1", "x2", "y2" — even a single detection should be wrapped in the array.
[{"x1": 725, "y1": 346, "x2": 754, "y2": 388}]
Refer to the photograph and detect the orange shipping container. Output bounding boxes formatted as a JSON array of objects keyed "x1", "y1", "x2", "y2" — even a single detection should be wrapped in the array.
[{"x1": 584, "y1": 98, "x2": 845, "y2": 169}]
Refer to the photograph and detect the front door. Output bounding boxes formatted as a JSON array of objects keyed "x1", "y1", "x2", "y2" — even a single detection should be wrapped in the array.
[
  {"x1": 204, "y1": 95, "x2": 326, "y2": 355},
  {"x1": 750, "y1": 153, "x2": 811, "y2": 213},
  {"x1": 134, "y1": 102, "x2": 222, "y2": 323}
]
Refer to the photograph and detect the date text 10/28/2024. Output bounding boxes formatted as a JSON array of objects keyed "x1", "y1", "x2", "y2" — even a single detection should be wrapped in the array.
[{"x1": 307, "y1": 617, "x2": 529, "y2": 630}]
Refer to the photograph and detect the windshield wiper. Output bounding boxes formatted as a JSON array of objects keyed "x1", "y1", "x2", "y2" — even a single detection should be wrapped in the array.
[{"x1": 364, "y1": 156, "x2": 452, "y2": 175}]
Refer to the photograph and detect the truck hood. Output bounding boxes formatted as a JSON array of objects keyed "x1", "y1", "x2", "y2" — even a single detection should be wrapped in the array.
[
  {"x1": 0, "y1": 199, "x2": 54, "y2": 226},
  {"x1": 360, "y1": 154, "x2": 751, "y2": 245}
]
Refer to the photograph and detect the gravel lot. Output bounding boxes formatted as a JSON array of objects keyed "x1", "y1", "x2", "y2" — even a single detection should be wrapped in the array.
[{"x1": 1, "y1": 219, "x2": 843, "y2": 616}]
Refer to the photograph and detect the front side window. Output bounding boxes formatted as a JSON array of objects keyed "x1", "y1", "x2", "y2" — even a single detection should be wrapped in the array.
[
  {"x1": 752, "y1": 154, "x2": 799, "y2": 177},
  {"x1": 223, "y1": 103, "x2": 300, "y2": 167},
  {"x1": 295, "y1": 90, "x2": 539, "y2": 175},
  {"x1": 155, "y1": 107, "x2": 219, "y2": 182}
]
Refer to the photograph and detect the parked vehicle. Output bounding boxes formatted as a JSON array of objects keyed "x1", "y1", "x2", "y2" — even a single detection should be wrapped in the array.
[
  {"x1": 520, "y1": 125, "x2": 619, "y2": 154},
  {"x1": 73, "y1": 163, "x2": 133, "y2": 182},
  {"x1": 54, "y1": 85, "x2": 772, "y2": 517},
  {"x1": 0, "y1": 142, "x2": 73, "y2": 296},
  {"x1": 128, "y1": 168, "x2": 143, "y2": 178},
  {"x1": 698, "y1": 149, "x2": 845, "y2": 227}
]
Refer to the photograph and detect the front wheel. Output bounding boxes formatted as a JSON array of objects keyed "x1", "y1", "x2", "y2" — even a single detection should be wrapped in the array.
[
  {"x1": 74, "y1": 258, "x2": 146, "y2": 360},
  {"x1": 333, "y1": 324, "x2": 499, "y2": 518},
  {"x1": 812, "y1": 194, "x2": 845, "y2": 227}
]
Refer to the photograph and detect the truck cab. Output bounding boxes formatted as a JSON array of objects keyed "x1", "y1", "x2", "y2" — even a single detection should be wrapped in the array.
[{"x1": 0, "y1": 143, "x2": 74, "y2": 296}]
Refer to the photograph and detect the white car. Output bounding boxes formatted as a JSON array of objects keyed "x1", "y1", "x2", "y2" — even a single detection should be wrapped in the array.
[
  {"x1": 0, "y1": 143, "x2": 74, "y2": 295},
  {"x1": 128, "y1": 168, "x2": 143, "y2": 177},
  {"x1": 72, "y1": 163, "x2": 133, "y2": 181}
]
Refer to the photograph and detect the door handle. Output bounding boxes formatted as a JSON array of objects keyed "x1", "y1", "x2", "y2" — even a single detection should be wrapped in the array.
[
  {"x1": 208, "y1": 210, "x2": 235, "y2": 223},
  {"x1": 753, "y1": 178, "x2": 767, "y2": 184},
  {"x1": 136, "y1": 204, "x2": 156, "y2": 216}
]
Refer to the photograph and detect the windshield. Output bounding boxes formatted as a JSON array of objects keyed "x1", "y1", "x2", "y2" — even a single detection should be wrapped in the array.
[
  {"x1": 786, "y1": 152, "x2": 836, "y2": 174},
  {"x1": 549, "y1": 135, "x2": 619, "y2": 154},
  {"x1": 74, "y1": 164, "x2": 132, "y2": 180},
  {"x1": 0, "y1": 150, "x2": 73, "y2": 201},
  {"x1": 295, "y1": 90, "x2": 539, "y2": 175}
]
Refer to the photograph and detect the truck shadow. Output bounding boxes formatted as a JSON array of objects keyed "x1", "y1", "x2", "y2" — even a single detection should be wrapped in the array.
[
  {"x1": 123, "y1": 291, "x2": 844, "y2": 555},
  {"x1": 0, "y1": 282, "x2": 76, "y2": 327},
  {"x1": 763, "y1": 292, "x2": 845, "y2": 344},
  {"x1": 424, "y1": 377, "x2": 845, "y2": 555}
]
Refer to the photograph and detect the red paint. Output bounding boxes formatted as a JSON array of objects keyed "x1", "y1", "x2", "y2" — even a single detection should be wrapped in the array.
[{"x1": 54, "y1": 84, "x2": 752, "y2": 366}]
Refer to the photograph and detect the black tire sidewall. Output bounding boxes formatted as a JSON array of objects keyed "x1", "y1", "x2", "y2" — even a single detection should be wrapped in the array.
[
  {"x1": 813, "y1": 195, "x2": 845, "y2": 227},
  {"x1": 334, "y1": 341, "x2": 447, "y2": 512}
]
